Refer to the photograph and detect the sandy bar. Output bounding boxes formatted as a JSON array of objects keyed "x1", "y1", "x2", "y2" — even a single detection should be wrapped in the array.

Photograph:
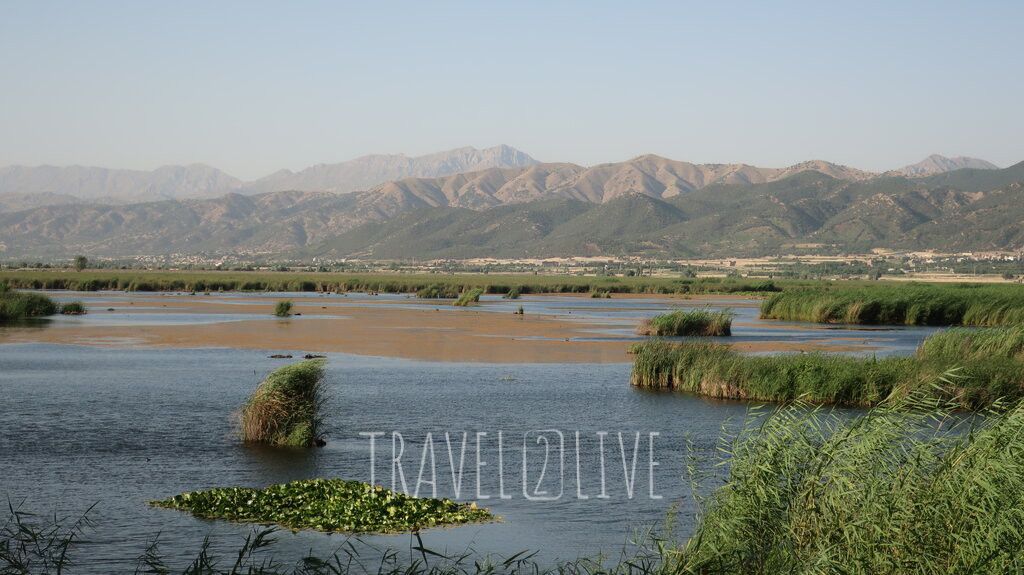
[{"x1": 0, "y1": 294, "x2": 872, "y2": 363}]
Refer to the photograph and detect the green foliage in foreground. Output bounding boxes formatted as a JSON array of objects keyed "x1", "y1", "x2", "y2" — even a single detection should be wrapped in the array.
[
  {"x1": 241, "y1": 360, "x2": 326, "y2": 447},
  {"x1": 630, "y1": 326, "x2": 1024, "y2": 407},
  {"x1": 59, "y1": 301, "x2": 86, "y2": 315},
  {"x1": 453, "y1": 288, "x2": 484, "y2": 307},
  {"x1": 761, "y1": 283, "x2": 1024, "y2": 326},
  {"x1": 679, "y1": 396, "x2": 1024, "y2": 574},
  {"x1": 0, "y1": 287, "x2": 57, "y2": 322},
  {"x1": 637, "y1": 309, "x2": 733, "y2": 337},
  {"x1": 274, "y1": 300, "x2": 294, "y2": 317},
  {"x1": 151, "y1": 478, "x2": 493, "y2": 534}
]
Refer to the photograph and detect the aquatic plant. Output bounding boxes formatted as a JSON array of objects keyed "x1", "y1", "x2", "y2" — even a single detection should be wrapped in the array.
[
  {"x1": 503, "y1": 287, "x2": 521, "y2": 299},
  {"x1": 453, "y1": 288, "x2": 484, "y2": 307},
  {"x1": 629, "y1": 329, "x2": 1024, "y2": 407},
  {"x1": 151, "y1": 478, "x2": 493, "y2": 534},
  {"x1": 679, "y1": 395, "x2": 1024, "y2": 574},
  {"x1": 761, "y1": 283, "x2": 1024, "y2": 326},
  {"x1": 59, "y1": 301, "x2": 86, "y2": 315},
  {"x1": 416, "y1": 283, "x2": 462, "y2": 298},
  {"x1": 274, "y1": 300, "x2": 293, "y2": 317},
  {"x1": 240, "y1": 359, "x2": 326, "y2": 447},
  {"x1": 637, "y1": 309, "x2": 733, "y2": 337},
  {"x1": 590, "y1": 290, "x2": 612, "y2": 298},
  {"x1": 0, "y1": 289, "x2": 58, "y2": 322}
]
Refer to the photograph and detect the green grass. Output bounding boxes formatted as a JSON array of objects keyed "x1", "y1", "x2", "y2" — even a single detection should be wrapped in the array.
[
  {"x1": 0, "y1": 287, "x2": 58, "y2": 322},
  {"x1": 273, "y1": 300, "x2": 293, "y2": 317},
  {"x1": 453, "y1": 288, "x2": 484, "y2": 307},
  {"x1": 151, "y1": 478, "x2": 493, "y2": 534},
  {"x1": 59, "y1": 301, "x2": 86, "y2": 315},
  {"x1": 0, "y1": 269, "x2": 811, "y2": 296},
  {"x1": 630, "y1": 327, "x2": 1024, "y2": 407},
  {"x1": 240, "y1": 360, "x2": 326, "y2": 447},
  {"x1": 678, "y1": 395, "x2": 1024, "y2": 574},
  {"x1": 637, "y1": 309, "x2": 734, "y2": 336},
  {"x1": 761, "y1": 283, "x2": 1024, "y2": 326}
]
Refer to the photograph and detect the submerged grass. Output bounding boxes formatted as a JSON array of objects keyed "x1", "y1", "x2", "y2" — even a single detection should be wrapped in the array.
[
  {"x1": 240, "y1": 360, "x2": 326, "y2": 447},
  {"x1": 761, "y1": 283, "x2": 1024, "y2": 326},
  {"x1": 151, "y1": 478, "x2": 493, "y2": 534},
  {"x1": 630, "y1": 326, "x2": 1024, "y2": 407},
  {"x1": 637, "y1": 309, "x2": 733, "y2": 337},
  {"x1": 453, "y1": 288, "x2": 484, "y2": 307}
]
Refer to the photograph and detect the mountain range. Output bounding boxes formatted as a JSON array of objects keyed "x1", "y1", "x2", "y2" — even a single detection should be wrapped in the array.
[{"x1": 0, "y1": 149, "x2": 1019, "y2": 259}]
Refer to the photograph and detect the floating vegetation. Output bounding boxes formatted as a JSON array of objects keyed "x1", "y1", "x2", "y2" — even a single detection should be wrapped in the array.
[
  {"x1": 679, "y1": 394, "x2": 1024, "y2": 574},
  {"x1": 630, "y1": 327, "x2": 1024, "y2": 407},
  {"x1": 0, "y1": 284, "x2": 57, "y2": 322},
  {"x1": 453, "y1": 288, "x2": 484, "y2": 307},
  {"x1": 151, "y1": 478, "x2": 493, "y2": 534},
  {"x1": 637, "y1": 308, "x2": 733, "y2": 336},
  {"x1": 274, "y1": 300, "x2": 293, "y2": 317},
  {"x1": 240, "y1": 359, "x2": 326, "y2": 447},
  {"x1": 59, "y1": 301, "x2": 86, "y2": 315},
  {"x1": 761, "y1": 284, "x2": 1024, "y2": 326}
]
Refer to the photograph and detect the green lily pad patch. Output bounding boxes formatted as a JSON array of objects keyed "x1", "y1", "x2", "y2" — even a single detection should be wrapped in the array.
[{"x1": 151, "y1": 478, "x2": 494, "y2": 534}]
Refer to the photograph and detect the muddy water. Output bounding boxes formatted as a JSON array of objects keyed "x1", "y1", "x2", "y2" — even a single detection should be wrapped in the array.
[{"x1": 0, "y1": 292, "x2": 935, "y2": 571}]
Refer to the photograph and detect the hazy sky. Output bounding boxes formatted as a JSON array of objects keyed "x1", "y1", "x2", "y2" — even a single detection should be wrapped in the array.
[{"x1": 1, "y1": 0, "x2": 1021, "y2": 179}]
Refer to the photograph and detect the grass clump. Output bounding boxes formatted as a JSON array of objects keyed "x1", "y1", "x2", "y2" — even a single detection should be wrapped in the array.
[
  {"x1": 59, "y1": 301, "x2": 86, "y2": 315},
  {"x1": 679, "y1": 396, "x2": 1024, "y2": 574},
  {"x1": 416, "y1": 283, "x2": 461, "y2": 299},
  {"x1": 637, "y1": 308, "x2": 733, "y2": 336},
  {"x1": 630, "y1": 327, "x2": 1024, "y2": 407},
  {"x1": 503, "y1": 287, "x2": 521, "y2": 299},
  {"x1": 453, "y1": 288, "x2": 484, "y2": 307},
  {"x1": 151, "y1": 478, "x2": 493, "y2": 534},
  {"x1": 761, "y1": 283, "x2": 1024, "y2": 326},
  {"x1": 0, "y1": 286, "x2": 58, "y2": 322},
  {"x1": 240, "y1": 359, "x2": 326, "y2": 447},
  {"x1": 274, "y1": 300, "x2": 293, "y2": 317}
]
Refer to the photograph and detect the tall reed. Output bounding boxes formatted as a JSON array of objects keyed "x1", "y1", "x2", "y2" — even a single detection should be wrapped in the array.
[
  {"x1": 240, "y1": 359, "x2": 326, "y2": 447},
  {"x1": 637, "y1": 309, "x2": 734, "y2": 336}
]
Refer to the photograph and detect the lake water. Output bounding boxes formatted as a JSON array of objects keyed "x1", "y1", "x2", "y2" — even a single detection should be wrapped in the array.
[{"x1": 0, "y1": 292, "x2": 938, "y2": 572}]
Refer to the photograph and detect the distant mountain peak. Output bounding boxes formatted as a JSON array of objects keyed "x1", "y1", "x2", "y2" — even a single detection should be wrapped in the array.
[{"x1": 893, "y1": 155, "x2": 999, "y2": 177}]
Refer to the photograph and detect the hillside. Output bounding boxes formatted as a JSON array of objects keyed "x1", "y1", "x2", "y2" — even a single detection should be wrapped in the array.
[{"x1": 1, "y1": 160, "x2": 1021, "y2": 259}]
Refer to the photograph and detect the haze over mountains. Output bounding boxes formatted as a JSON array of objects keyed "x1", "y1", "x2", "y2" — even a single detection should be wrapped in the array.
[{"x1": 0, "y1": 148, "x2": 1017, "y2": 259}]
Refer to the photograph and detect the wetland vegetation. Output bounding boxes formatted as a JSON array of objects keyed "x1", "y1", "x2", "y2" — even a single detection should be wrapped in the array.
[
  {"x1": 761, "y1": 283, "x2": 1024, "y2": 326},
  {"x1": 0, "y1": 284, "x2": 57, "y2": 322},
  {"x1": 452, "y1": 288, "x2": 484, "y2": 307},
  {"x1": 274, "y1": 300, "x2": 294, "y2": 317},
  {"x1": 630, "y1": 326, "x2": 1024, "y2": 407},
  {"x1": 240, "y1": 360, "x2": 326, "y2": 447},
  {"x1": 637, "y1": 309, "x2": 733, "y2": 337},
  {"x1": 151, "y1": 478, "x2": 493, "y2": 534}
]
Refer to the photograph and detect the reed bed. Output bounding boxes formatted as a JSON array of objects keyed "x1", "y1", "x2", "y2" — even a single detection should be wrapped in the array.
[
  {"x1": 0, "y1": 269, "x2": 798, "y2": 296},
  {"x1": 630, "y1": 327, "x2": 1024, "y2": 407},
  {"x1": 679, "y1": 395, "x2": 1024, "y2": 574},
  {"x1": 453, "y1": 288, "x2": 484, "y2": 307},
  {"x1": 274, "y1": 300, "x2": 293, "y2": 317},
  {"x1": 59, "y1": 301, "x2": 86, "y2": 315},
  {"x1": 761, "y1": 283, "x2": 1024, "y2": 326},
  {"x1": 240, "y1": 359, "x2": 326, "y2": 447},
  {"x1": 0, "y1": 285, "x2": 57, "y2": 322},
  {"x1": 637, "y1": 309, "x2": 733, "y2": 337}
]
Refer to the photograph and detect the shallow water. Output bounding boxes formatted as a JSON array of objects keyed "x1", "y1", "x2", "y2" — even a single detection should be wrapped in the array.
[{"x1": 0, "y1": 292, "x2": 938, "y2": 571}]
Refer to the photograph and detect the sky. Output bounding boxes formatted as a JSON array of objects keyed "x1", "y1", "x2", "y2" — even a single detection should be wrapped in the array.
[{"x1": 0, "y1": 0, "x2": 1021, "y2": 180}]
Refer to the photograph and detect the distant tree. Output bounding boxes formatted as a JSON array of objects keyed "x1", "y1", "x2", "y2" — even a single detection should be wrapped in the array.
[{"x1": 74, "y1": 255, "x2": 88, "y2": 272}]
